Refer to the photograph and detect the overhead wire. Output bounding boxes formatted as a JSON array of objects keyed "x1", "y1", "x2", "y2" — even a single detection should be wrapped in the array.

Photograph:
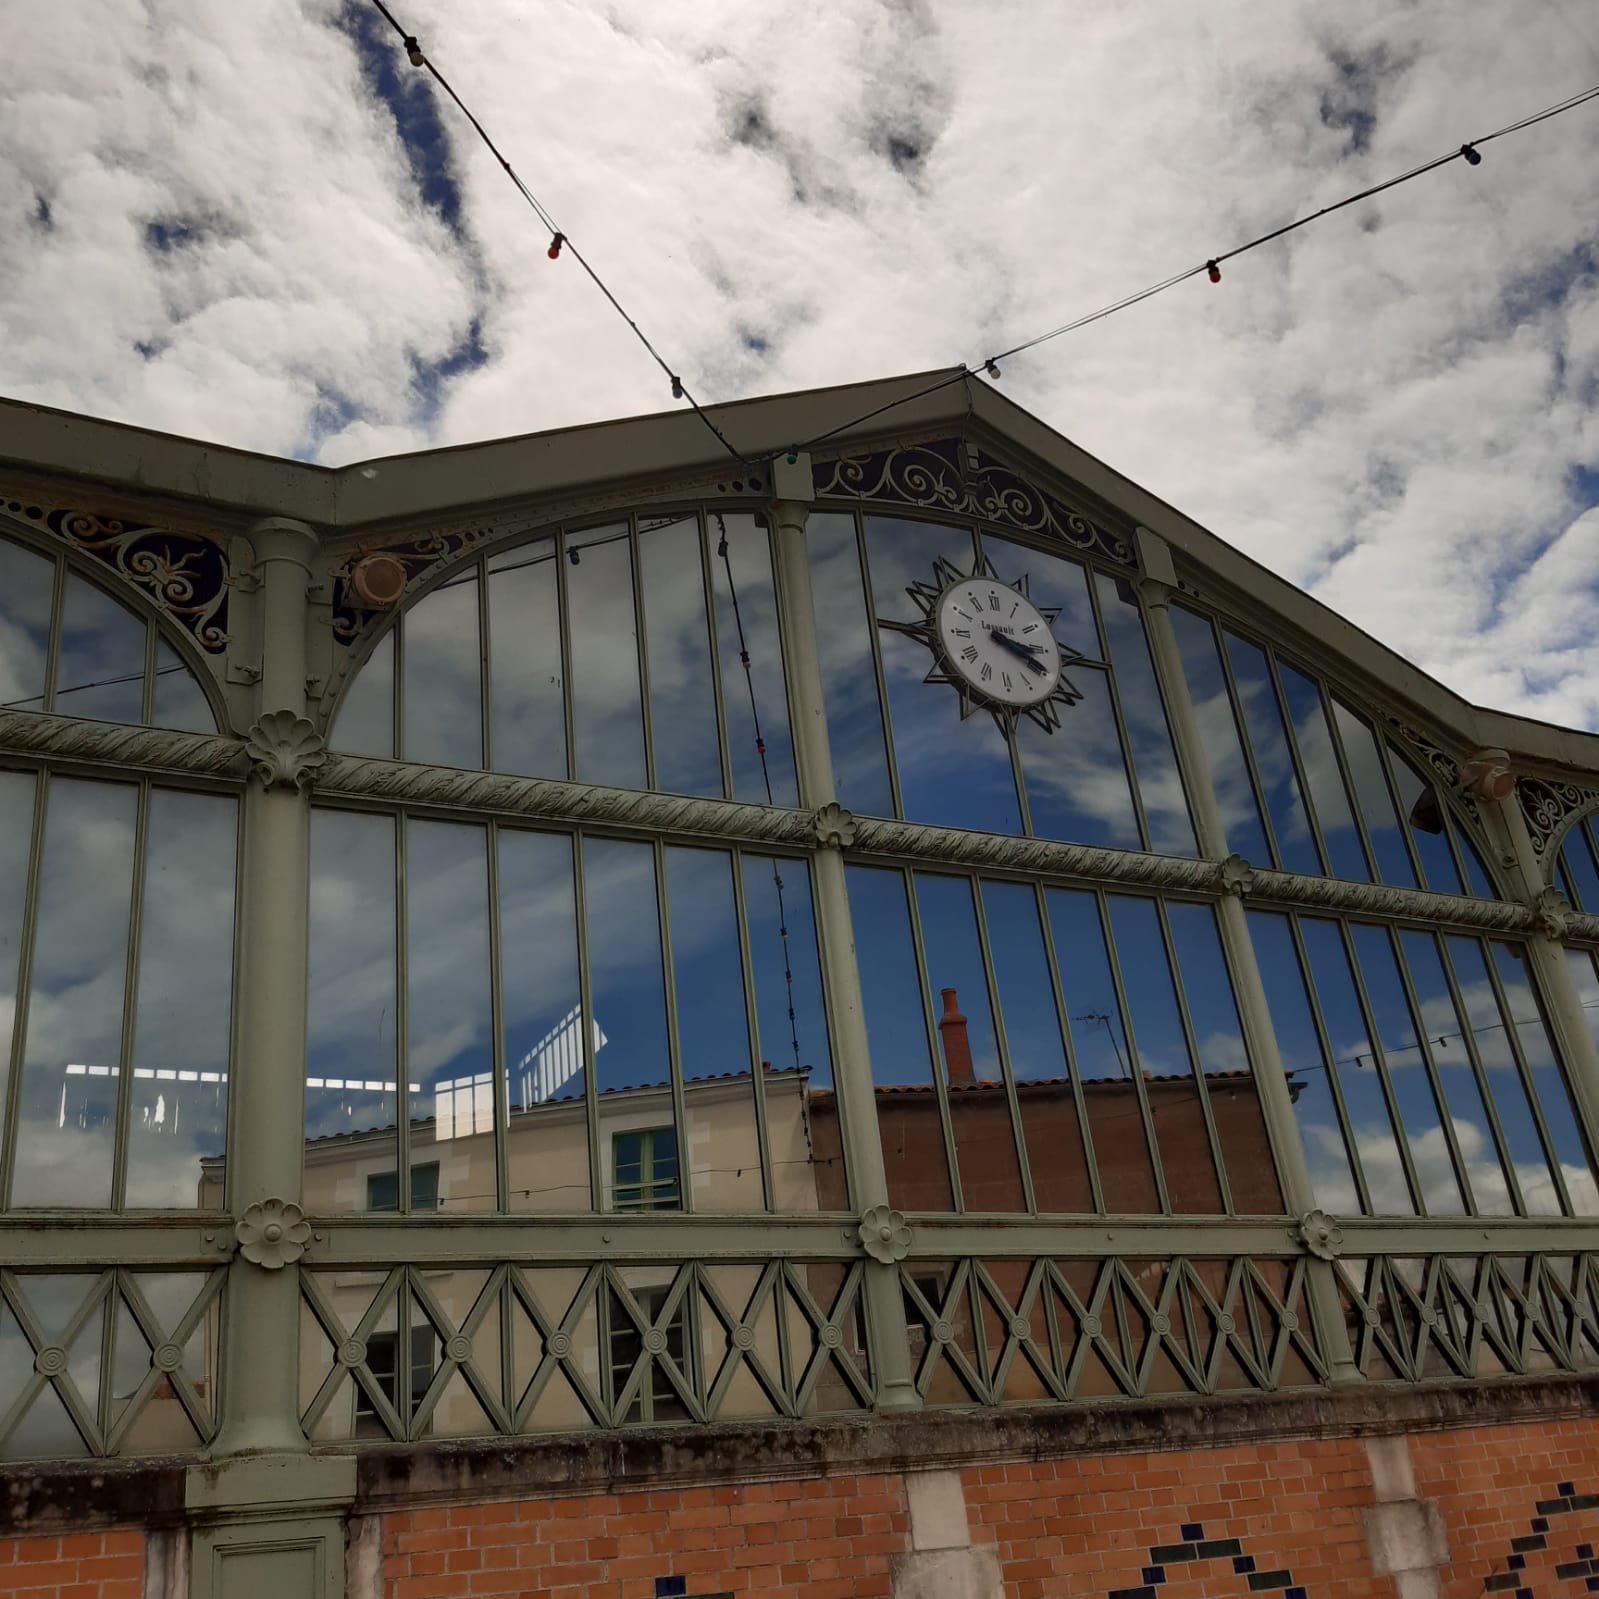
[
  {"x1": 794, "y1": 79, "x2": 1599, "y2": 453},
  {"x1": 362, "y1": 0, "x2": 748, "y2": 465}
]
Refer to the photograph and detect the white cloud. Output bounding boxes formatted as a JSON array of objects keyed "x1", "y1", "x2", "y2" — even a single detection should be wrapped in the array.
[{"x1": 4, "y1": 0, "x2": 1598, "y2": 726}]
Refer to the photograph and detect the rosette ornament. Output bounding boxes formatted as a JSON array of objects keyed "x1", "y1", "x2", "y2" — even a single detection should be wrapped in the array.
[
  {"x1": 812, "y1": 802, "x2": 857, "y2": 849},
  {"x1": 236, "y1": 1197, "x2": 313, "y2": 1269},
  {"x1": 857, "y1": 1204, "x2": 912, "y2": 1263},
  {"x1": 244, "y1": 711, "x2": 327, "y2": 792},
  {"x1": 1296, "y1": 1208, "x2": 1344, "y2": 1261}
]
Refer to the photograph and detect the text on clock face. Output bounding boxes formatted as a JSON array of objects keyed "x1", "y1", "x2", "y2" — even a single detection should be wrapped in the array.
[{"x1": 934, "y1": 579, "x2": 1062, "y2": 708}]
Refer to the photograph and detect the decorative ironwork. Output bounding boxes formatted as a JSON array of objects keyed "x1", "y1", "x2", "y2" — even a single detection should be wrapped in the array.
[
  {"x1": 1243, "y1": 862, "x2": 1532, "y2": 934},
  {"x1": 298, "y1": 1259, "x2": 872, "y2": 1441},
  {"x1": 900, "y1": 1256, "x2": 1327, "y2": 1408},
  {"x1": 1296, "y1": 1210, "x2": 1343, "y2": 1261},
  {"x1": 0, "y1": 710, "x2": 244, "y2": 778},
  {"x1": 812, "y1": 437, "x2": 1135, "y2": 568},
  {"x1": 1220, "y1": 854, "x2": 1256, "y2": 897},
  {"x1": 330, "y1": 526, "x2": 495, "y2": 644},
  {"x1": 0, "y1": 1268, "x2": 222, "y2": 1459},
  {"x1": 1332, "y1": 1254, "x2": 1599, "y2": 1382},
  {"x1": 236, "y1": 1198, "x2": 313, "y2": 1269},
  {"x1": 2, "y1": 497, "x2": 230, "y2": 652},
  {"x1": 1521, "y1": 778, "x2": 1599, "y2": 862},
  {"x1": 812, "y1": 802, "x2": 857, "y2": 849},
  {"x1": 1533, "y1": 886, "x2": 1575, "y2": 940},
  {"x1": 858, "y1": 1206, "x2": 912, "y2": 1263},
  {"x1": 244, "y1": 712, "x2": 327, "y2": 792}
]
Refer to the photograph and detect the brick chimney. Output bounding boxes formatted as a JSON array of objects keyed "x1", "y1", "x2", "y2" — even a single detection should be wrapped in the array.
[{"x1": 938, "y1": 987, "x2": 974, "y2": 1085}]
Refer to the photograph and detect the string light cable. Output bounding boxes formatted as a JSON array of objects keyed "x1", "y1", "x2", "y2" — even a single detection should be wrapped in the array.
[
  {"x1": 362, "y1": 0, "x2": 748, "y2": 465},
  {"x1": 795, "y1": 78, "x2": 1599, "y2": 454}
]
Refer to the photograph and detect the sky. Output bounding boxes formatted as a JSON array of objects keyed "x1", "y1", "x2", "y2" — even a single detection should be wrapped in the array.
[{"x1": 3, "y1": 0, "x2": 1599, "y2": 730}]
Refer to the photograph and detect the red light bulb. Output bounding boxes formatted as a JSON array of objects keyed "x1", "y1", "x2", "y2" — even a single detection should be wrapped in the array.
[
  {"x1": 1206, "y1": 260, "x2": 1221, "y2": 284},
  {"x1": 546, "y1": 232, "x2": 564, "y2": 260}
]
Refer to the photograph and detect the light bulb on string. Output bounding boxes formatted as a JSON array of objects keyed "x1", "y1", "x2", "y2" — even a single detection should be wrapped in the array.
[
  {"x1": 1460, "y1": 143, "x2": 1482, "y2": 165},
  {"x1": 546, "y1": 232, "x2": 564, "y2": 260},
  {"x1": 984, "y1": 359, "x2": 1001, "y2": 379},
  {"x1": 403, "y1": 35, "x2": 425, "y2": 66},
  {"x1": 1207, "y1": 260, "x2": 1221, "y2": 284},
  {"x1": 671, "y1": 376, "x2": 684, "y2": 400}
]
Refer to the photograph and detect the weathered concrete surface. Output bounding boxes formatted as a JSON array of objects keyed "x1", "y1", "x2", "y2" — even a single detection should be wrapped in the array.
[
  {"x1": 889, "y1": 1546, "x2": 1003, "y2": 1599},
  {"x1": 906, "y1": 1469, "x2": 971, "y2": 1551}
]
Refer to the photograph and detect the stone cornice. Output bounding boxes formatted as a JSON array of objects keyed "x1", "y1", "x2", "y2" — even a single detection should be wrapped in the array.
[
  {"x1": 1243, "y1": 864, "x2": 1533, "y2": 934},
  {"x1": 0, "y1": 710, "x2": 244, "y2": 782}
]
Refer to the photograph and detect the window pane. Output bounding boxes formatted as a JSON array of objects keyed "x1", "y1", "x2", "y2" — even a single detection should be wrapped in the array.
[
  {"x1": 402, "y1": 572, "x2": 482, "y2": 769},
  {"x1": 666, "y1": 847, "x2": 763, "y2": 1212},
  {"x1": 1106, "y1": 896, "x2": 1224, "y2": 1213},
  {"x1": 1246, "y1": 910, "x2": 1361, "y2": 1214},
  {"x1": 1222, "y1": 631, "x2": 1320, "y2": 876},
  {"x1": 581, "y1": 839, "x2": 676, "y2": 1211},
  {"x1": 1044, "y1": 888, "x2": 1160, "y2": 1213},
  {"x1": 1170, "y1": 608, "x2": 1269, "y2": 866},
  {"x1": 1385, "y1": 745, "x2": 1466, "y2": 896},
  {"x1": 407, "y1": 820, "x2": 494, "y2": 1214},
  {"x1": 846, "y1": 864, "x2": 955, "y2": 1212},
  {"x1": 567, "y1": 526, "x2": 645, "y2": 790},
  {"x1": 305, "y1": 810, "x2": 398, "y2": 1211},
  {"x1": 0, "y1": 771, "x2": 35, "y2": 1110},
  {"x1": 499, "y1": 829, "x2": 588, "y2": 1213},
  {"x1": 487, "y1": 542, "x2": 565, "y2": 778},
  {"x1": 1347, "y1": 923, "x2": 1463, "y2": 1215},
  {"x1": 1331, "y1": 704, "x2": 1415, "y2": 888},
  {"x1": 1443, "y1": 935, "x2": 1565, "y2": 1216},
  {"x1": 709, "y1": 514, "x2": 797, "y2": 806},
  {"x1": 1559, "y1": 822, "x2": 1599, "y2": 915},
  {"x1": 1457, "y1": 831, "x2": 1499, "y2": 900},
  {"x1": 1279, "y1": 664, "x2": 1368, "y2": 881},
  {"x1": 1165, "y1": 901, "x2": 1282, "y2": 1213},
  {"x1": 1098, "y1": 576, "x2": 1195, "y2": 857},
  {"x1": 1397, "y1": 930, "x2": 1515, "y2": 1214},
  {"x1": 807, "y1": 514, "x2": 893, "y2": 818},
  {"x1": 1296, "y1": 917, "x2": 1414, "y2": 1214},
  {"x1": 1019, "y1": 665, "x2": 1141, "y2": 851},
  {"x1": 12, "y1": 779, "x2": 138, "y2": 1207},
  {"x1": 1496, "y1": 942, "x2": 1598, "y2": 1215},
  {"x1": 332, "y1": 629, "x2": 395, "y2": 759},
  {"x1": 0, "y1": 536, "x2": 54, "y2": 713},
  {"x1": 913, "y1": 873, "x2": 1024, "y2": 1212},
  {"x1": 743, "y1": 855, "x2": 841, "y2": 1210},
  {"x1": 640, "y1": 516, "x2": 722, "y2": 799},
  {"x1": 125, "y1": 791, "x2": 235, "y2": 1209},
  {"x1": 151, "y1": 639, "x2": 214, "y2": 734},
  {"x1": 984, "y1": 538, "x2": 1101, "y2": 659},
  {"x1": 56, "y1": 572, "x2": 145, "y2": 724}
]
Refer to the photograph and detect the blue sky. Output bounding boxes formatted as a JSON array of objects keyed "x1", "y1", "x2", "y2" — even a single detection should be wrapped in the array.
[{"x1": 2, "y1": 0, "x2": 1598, "y2": 727}]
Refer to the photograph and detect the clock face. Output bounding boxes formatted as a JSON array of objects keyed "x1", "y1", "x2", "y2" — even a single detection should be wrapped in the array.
[{"x1": 935, "y1": 578, "x2": 1062, "y2": 709}]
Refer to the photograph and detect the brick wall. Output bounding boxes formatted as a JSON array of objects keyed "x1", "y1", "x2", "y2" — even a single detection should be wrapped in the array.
[
  {"x1": 381, "y1": 1474, "x2": 910, "y2": 1599},
  {"x1": 0, "y1": 1531, "x2": 143, "y2": 1598}
]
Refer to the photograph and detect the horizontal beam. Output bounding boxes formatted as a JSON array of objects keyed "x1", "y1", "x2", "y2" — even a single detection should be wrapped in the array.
[{"x1": 0, "y1": 1219, "x2": 231, "y2": 1267}]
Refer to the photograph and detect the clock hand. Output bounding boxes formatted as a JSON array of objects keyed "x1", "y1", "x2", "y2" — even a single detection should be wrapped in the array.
[{"x1": 986, "y1": 627, "x2": 1048, "y2": 673}]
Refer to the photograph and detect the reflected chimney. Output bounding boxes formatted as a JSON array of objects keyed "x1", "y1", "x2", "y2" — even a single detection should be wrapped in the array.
[{"x1": 938, "y1": 987, "x2": 974, "y2": 1086}]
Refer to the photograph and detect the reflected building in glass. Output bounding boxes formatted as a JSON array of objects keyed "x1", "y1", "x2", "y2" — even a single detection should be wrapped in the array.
[{"x1": 4, "y1": 376, "x2": 1599, "y2": 1591}]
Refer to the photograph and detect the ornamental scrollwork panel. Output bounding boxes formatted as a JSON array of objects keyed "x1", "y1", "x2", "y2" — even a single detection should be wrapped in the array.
[
  {"x1": 811, "y1": 437, "x2": 1135, "y2": 568},
  {"x1": 1520, "y1": 777, "x2": 1599, "y2": 862},
  {"x1": 2, "y1": 495, "x2": 230, "y2": 652}
]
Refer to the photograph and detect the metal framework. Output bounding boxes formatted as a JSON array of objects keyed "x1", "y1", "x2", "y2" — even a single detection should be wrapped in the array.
[{"x1": 3, "y1": 428, "x2": 1599, "y2": 1488}]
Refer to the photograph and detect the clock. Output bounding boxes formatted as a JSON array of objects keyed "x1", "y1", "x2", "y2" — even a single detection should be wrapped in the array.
[{"x1": 885, "y1": 555, "x2": 1085, "y2": 733}]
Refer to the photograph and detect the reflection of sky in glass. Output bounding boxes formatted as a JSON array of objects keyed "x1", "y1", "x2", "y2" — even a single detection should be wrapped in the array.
[
  {"x1": 333, "y1": 628, "x2": 395, "y2": 758},
  {"x1": 568, "y1": 526, "x2": 646, "y2": 790},
  {"x1": 980, "y1": 878, "x2": 1096, "y2": 1212},
  {"x1": 1246, "y1": 910, "x2": 1361, "y2": 1213},
  {"x1": 983, "y1": 538, "x2": 1100, "y2": 658},
  {"x1": 1347, "y1": 922, "x2": 1464, "y2": 1215},
  {"x1": 498, "y1": 828, "x2": 588, "y2": 1212},
  {"x1": 1558, "y1": 820, "x2": 1599, "y2": 914},
  {"x1": 1279, "y1": 663, "x2": 1369, "y2": 882},
  {"x1": 13, "y1": 779, "x2": 138, "y2": 1207},
  {"x1": 0, "y1": 536, "x2": 53, "y2": 712},
  {"x1": 642, "y1": 519, "x2": 723, "y2": 799},
  {"x1": 0, "y1": 770, "x2": 35, "y2": 1099},
  {"x1": 1222, "y1": 631, "x2": 1320, "y2": 875},
  {"x1": 1019, "y1": 666, "x2": 1138, "y2": 850},
  {"x1": 743, "y1": 854, "x2": 832, "y2": 1087},
  {"x1": 1332, "y1": 704, "x2": 1415, "y2": 888},
  {"x1": 1457, "y1": 832, "x2": 1498, "y2": 899},
  {"x1": 1044, "y1": 887, "x2": 1161, "y2": 1213},
  {"x1": 403, "y1": 573, "x2": 482, "y2": 770},
  {"x1": 581, "y1": 838, "x2": 670, "y2": 1096},
  {"x1": 1385, "y1": 745, "x2": 1465, "y2": 896},
  {"x1": 807, "y1": 513, "x2": 893, "y2": 817},
  {"x1": 488, "y1": 543, "x2": 565, "y2": 779},
  {"x1": 152, "y1": 638, "x2": 214, "y2": 734},
  {"x1": 1397, "y1": 929, "x2": 1514, "y2": 1214},
  {"x1": 56, "y1": 571, "x2": 145, "y2": 725},
  {"x1": 1296, "y1": 916, "x2": 1415, "y2": 1215},
  {"x1": 306, "y1": 809, "x2": 398, "y2": 1165},
  {"x1": 1098, "y1": 576, "x2": 1195, "y2": 857},
  {"x1": 1170, "y1": 606, "x2": 1269, "y2": 865},
  {"x1": 913, "y1": 871, "x2": 1023, "y2": 1210},
  {"x1": 125, "y1": 790, "x2": 235, "y2": 1209},
  {"x1": 710, "y1": 514, "x2": 797, "y2": 807},
  {"x1": 406, "y1": 819, "x2": 494, "y2": 1207}
]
